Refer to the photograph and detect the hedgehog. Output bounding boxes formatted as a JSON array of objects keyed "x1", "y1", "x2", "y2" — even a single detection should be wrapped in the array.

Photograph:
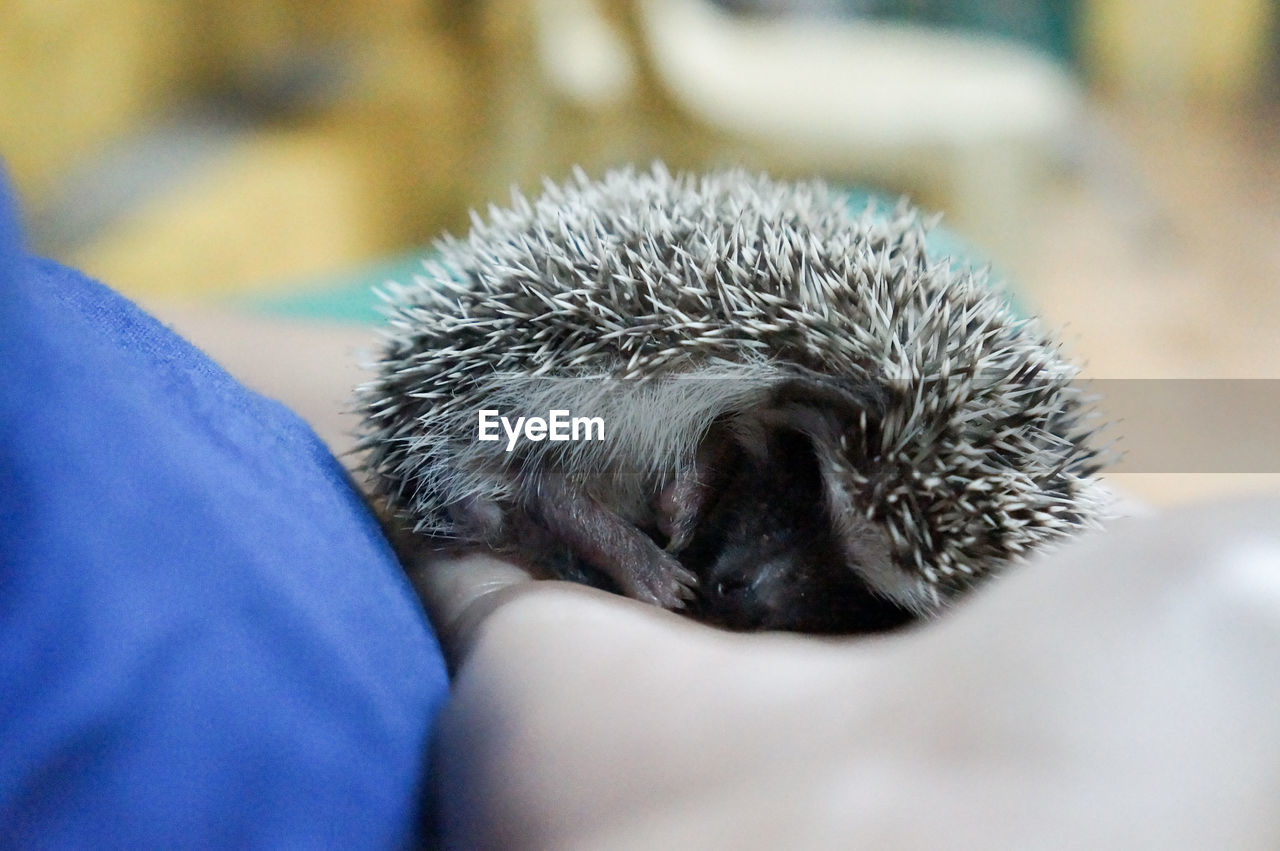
[{"x1": 355, "y1": 164, "x2": 1107, "y2": 634}]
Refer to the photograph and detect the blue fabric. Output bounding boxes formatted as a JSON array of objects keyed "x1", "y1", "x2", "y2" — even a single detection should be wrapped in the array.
[{"x1": 0, "y1": 170, "x2": 449, "y2": 848}]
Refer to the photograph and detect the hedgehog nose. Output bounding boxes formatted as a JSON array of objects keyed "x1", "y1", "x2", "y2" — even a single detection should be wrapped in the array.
[
  {"x1": 705, "y1": 569, "x2": 769, "y2": 630},
  {"x1": 714, "y1": 574, "x2": 750, "y2": 599}
]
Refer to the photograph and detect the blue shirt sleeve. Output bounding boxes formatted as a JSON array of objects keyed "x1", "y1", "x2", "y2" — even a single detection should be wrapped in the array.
[{"x1": 0, "y1": 170, "x2": 449, "y2": 848}]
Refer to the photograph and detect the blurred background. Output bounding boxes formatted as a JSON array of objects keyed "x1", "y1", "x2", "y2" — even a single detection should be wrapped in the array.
[{"x1": 2, "y1": 0, "x2": 1277, "y2": 504}]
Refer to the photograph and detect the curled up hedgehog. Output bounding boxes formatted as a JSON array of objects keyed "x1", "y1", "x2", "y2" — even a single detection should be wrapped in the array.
[{"x1": 355, "y1": 165, "x2": 1107, "y2": 634}]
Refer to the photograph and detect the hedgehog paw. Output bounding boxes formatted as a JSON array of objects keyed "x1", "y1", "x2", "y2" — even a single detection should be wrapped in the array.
[{"x1": 626, "y1": 549, "x2": 700, "y2": 610}]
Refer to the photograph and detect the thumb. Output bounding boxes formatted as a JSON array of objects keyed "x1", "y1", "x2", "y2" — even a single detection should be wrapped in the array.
[{"x1": 403, "y1": 548, "x2": 537, "y2": 670}]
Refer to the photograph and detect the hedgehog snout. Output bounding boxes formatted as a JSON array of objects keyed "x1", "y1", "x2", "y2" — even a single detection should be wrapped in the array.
[{"x1": 701, "y1": 539, "x2": 799, "y2": 631}]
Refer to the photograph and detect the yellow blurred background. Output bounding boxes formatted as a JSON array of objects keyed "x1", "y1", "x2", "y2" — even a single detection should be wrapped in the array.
[{"x1": 2, "y1": 0, "x2": 1277, "y2": 504}]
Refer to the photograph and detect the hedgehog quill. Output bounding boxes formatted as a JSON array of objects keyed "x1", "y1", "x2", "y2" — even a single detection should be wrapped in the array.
[{"x1": 356, "y1": 165, "x2": 1107, "y2": 634}]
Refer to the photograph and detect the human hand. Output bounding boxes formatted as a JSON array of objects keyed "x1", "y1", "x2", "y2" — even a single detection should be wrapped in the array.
[{"x1": 415, "y1": 498, "x2": 1280, "y2": 849}]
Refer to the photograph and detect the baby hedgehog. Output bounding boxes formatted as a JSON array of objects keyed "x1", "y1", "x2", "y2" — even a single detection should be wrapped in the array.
[{"x1": 356, "y1": 165, "x2": 1106, "y2": 634}]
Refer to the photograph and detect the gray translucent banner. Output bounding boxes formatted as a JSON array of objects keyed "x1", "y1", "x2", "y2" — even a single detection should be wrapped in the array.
[
  {"x1": 444, "y1": 376, "x2": 1280, "y2": 474},
  {"x1": 1084, "y1": 379, "x2": 1280, "y2": 474}
]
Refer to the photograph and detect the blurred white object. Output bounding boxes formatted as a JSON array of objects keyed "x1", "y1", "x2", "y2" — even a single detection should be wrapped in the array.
[
  {"x1": 639, "y1": 0, "x2": 1079, "y2": 155},
  {"x1": 532, "y1": 0, "x2": 1085, "y2": 271},
  {"x1": 535, "y1": 0, "x2": 637, "y2": 106}
]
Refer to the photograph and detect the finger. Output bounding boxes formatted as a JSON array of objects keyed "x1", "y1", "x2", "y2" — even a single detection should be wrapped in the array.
[{"x1": 403, "y1": 549, "x2": 538, "y2": 670}]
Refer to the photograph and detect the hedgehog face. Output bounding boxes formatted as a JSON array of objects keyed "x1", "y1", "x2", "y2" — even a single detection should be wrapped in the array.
[{"x1": 682, "y1": 428, "x2": 915, "y2": 634}]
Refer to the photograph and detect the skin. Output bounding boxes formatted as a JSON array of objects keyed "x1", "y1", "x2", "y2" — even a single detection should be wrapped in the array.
[
  {"x1": 414, "y1": 497, "x2": 1280, "y2": 850},
  {"x1": 526, "y1": 472, "x2": 699, "y2": 609}
]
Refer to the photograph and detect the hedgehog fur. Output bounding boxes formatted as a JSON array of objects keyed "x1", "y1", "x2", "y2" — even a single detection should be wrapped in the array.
[{"x1": 356, "y1": 164, "x2": 1106, "y2": 626}]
